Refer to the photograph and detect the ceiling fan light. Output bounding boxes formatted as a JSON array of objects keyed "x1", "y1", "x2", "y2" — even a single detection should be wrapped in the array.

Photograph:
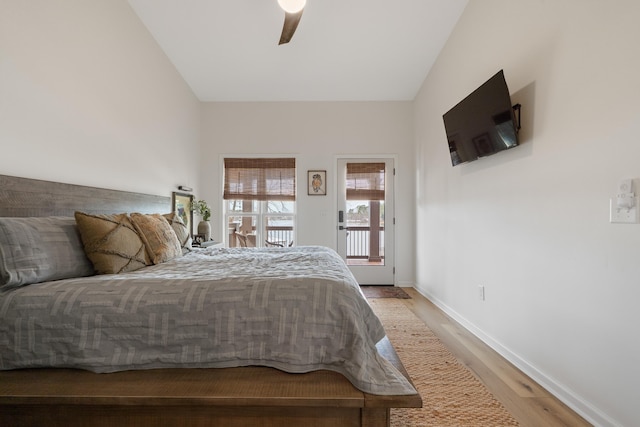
[{"x1": 277, "y1": 0, "x2": 306, "y2": 14}]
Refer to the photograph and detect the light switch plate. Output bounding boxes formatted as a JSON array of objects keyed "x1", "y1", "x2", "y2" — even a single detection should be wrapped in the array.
[{"x1": 610, "y1": 198, "x2": 638, "y2": 223}]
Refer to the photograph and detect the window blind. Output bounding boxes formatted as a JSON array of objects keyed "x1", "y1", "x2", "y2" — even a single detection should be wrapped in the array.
[
  {"x1": 224, "y1": 158, "x2": 296, "y2": 201},
  {"x1": 346, "y1": 162, "x2": 385, "y2": 201}
]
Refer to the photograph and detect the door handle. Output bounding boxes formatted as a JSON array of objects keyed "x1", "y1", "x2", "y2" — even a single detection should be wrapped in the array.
[{"x1": 339, "y1": 225, "x2": 344, "y2": 230}]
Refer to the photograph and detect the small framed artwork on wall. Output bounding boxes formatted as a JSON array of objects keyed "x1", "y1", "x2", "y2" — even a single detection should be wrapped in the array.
[{"x1": 308, "y1": 170, "x2": 326, "y2": 196}]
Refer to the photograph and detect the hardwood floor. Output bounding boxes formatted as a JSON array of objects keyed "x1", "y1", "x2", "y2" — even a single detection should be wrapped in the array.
[{"x1": 400, "y1": 288, "x2": 592, "y2": 427}]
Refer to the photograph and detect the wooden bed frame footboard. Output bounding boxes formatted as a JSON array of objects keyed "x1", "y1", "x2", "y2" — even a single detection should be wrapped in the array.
[
  {"x1": 0, "y1": 338, "x2": 421, "y2": 427},
  {"x1": 0, "y1": 174, "x2": 422, "y2": 427}
]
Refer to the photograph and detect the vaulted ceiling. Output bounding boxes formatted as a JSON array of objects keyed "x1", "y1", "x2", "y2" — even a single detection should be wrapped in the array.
[{"x1": 128, "y1": 0, "x2": 468, "y2": 102}]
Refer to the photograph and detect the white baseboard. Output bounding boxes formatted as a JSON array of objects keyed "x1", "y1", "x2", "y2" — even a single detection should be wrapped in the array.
[
  {"x1": 395, "y1": 281, "x2": 414, "y2": 288},
  {"x1": 412, "y1": 286, "x2": 619, "y2": 427}
]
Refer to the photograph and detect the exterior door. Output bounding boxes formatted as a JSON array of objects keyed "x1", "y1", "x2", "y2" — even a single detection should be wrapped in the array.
[{"x1": 336, "y1": 158, "x2": 394, "y2": 285}]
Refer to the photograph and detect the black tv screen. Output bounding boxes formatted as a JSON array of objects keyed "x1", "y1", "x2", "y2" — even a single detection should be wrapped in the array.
[{"x1": 443, "y1": 70, "x2": 519, "y2": 166}]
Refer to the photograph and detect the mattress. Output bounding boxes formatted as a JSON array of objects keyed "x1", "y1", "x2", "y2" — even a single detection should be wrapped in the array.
[{"x1": 0, "y1": 246, "x2": 416, "y2": 396}]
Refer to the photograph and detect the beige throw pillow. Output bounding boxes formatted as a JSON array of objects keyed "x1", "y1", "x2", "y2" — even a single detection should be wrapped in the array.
[
  {"x1": 74, "y1": 212, "x2": 151, "y2": 274},
  {"x1": 163, "y1": 212, "x2": 192, "y2": 251},
  {"x1": 130, "y1": 213, "x2": 182, "y2": 264}
]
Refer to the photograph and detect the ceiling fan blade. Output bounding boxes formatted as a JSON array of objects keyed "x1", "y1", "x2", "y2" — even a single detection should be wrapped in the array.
[{"x1": 279, "y1": 9, "x2": 304, "y2": 45}]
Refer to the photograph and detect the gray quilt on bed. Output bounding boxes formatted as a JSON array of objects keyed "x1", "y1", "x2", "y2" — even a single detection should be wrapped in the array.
[{"x1": 0, "y1": 246, "x2": 416, "y2": 396}]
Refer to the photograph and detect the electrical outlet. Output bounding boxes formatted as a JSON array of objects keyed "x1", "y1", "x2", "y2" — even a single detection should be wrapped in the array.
[{"x1": 478, "y1": 285, "x2": 485, "y2": 301}]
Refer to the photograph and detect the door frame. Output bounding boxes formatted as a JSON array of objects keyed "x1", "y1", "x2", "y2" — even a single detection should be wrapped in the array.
[{"x1": 334, "y1": 155, "x2": 396, "y2": 285}]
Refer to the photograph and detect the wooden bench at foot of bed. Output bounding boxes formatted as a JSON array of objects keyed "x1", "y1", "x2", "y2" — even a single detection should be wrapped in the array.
[{"x1": 0, "y1": 337, "x2": 421, "y2": 427}]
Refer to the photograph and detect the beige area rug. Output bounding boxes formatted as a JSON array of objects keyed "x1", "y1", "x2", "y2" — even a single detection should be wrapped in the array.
[{"x1": 369, "y1": 298, "x2": 519, "y2": 427}]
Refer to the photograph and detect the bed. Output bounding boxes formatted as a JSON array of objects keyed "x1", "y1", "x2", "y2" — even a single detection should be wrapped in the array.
[{"x1": 0, "y1": 174, "x2": 421, "y2": 427}]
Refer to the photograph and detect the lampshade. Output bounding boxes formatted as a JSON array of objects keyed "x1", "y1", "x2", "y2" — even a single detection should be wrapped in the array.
[{"x1": 277, "y1": 0, "x2": 306, "y2": 14}]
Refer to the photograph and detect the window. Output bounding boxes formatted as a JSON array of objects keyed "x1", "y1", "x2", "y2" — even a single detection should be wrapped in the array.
[{"x1": 224, "y1": 158, "x2": 296, "y2": 248}]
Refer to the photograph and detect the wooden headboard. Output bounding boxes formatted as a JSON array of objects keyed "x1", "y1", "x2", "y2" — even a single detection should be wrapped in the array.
[{"x1": 0, "y1": 174, "x2": 171, "y2": 217}]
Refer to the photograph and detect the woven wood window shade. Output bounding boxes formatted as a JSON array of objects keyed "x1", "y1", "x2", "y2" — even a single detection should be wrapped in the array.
[
  {"x1": 346, "y1": 162, "x2": 385, "y2": 201},
  {"x1": 224, "y1": 158, "x2": 296, "y2": 201}
]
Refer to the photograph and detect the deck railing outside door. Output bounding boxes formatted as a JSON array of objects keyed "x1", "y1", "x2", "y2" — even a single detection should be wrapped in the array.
[
  {"x1": 228, "y1": 225, "x2": 383, "y2": 260},
  {"x1": 345, "y1": 226, "x2": 384, "y2": 260}
]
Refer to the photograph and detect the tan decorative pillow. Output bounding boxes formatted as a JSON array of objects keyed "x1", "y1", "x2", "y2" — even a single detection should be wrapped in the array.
[
  {"x1": 74, "y1": 212, "x2": 151, "y2": 274},
  {"x1": 130, "y1": 213, "x2": 182, "y2": 264},
  {"x1": 163, "y1": 212, "x2": 192, "y2": 251}
]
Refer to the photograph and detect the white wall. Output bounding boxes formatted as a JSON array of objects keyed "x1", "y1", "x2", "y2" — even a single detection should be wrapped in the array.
[
  {"x1": 414, "y1": 1, "x2": 640, "y2": 426},
  {"x1": 0, "y1": 0, "x2": 200, "y2": 196},
  {"x1": 6, "y1": 0, "x2": 637, "y2": 423},
  {"x1": 200, "y1": 102, "x2": 416, "y2": 286}
]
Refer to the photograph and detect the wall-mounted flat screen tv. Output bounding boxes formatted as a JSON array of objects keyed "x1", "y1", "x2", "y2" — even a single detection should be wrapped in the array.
[{"x1": 443, "y1": 70, "x2": 519, "y2": 166}]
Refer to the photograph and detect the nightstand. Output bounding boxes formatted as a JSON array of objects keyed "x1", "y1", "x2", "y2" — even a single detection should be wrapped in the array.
[{"x1": 195, "y1": 241, "x2": 223, "y2": 248}]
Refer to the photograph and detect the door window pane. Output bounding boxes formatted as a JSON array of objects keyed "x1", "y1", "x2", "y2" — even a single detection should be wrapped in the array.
[{"x1": 344, "y1": 162, "x2": 386, "y2": 265}]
